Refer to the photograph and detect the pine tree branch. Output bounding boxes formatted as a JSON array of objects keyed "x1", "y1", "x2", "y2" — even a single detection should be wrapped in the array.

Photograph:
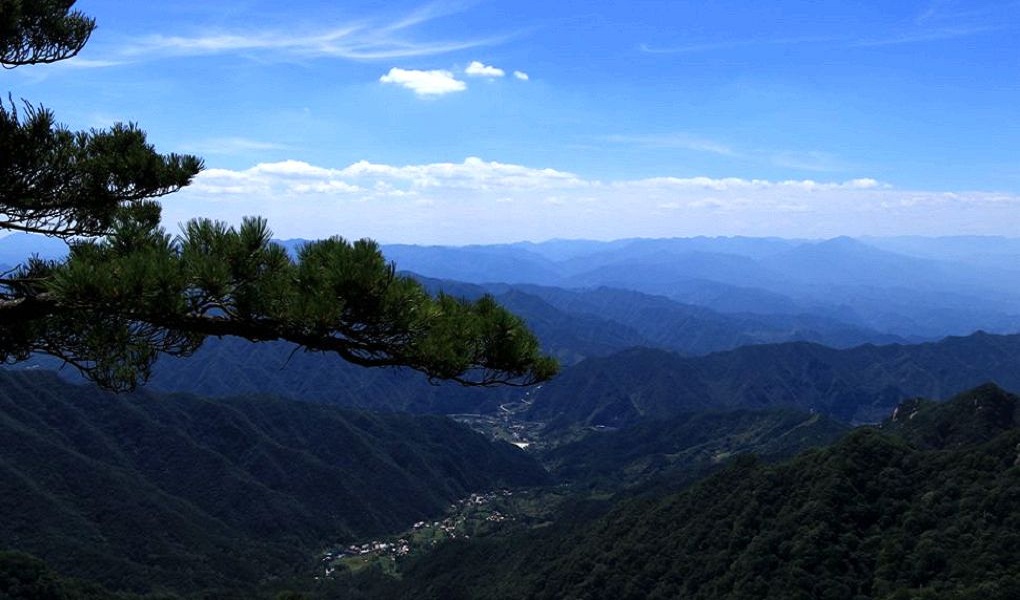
[
  {"x1": 0, "y1": 1, "x2": 95, "y2": 67},
  {"x1": 0, "y1": 291, "x2": 553, "y2": 387},
  {"x1": 0, "y1": 4, "x2": 556, "y2": 392}
]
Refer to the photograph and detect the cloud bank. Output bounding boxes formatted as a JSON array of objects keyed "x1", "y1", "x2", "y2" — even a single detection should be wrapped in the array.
[{"x1": 163, "y1": 158, "x2": 1020, "y2": 245}]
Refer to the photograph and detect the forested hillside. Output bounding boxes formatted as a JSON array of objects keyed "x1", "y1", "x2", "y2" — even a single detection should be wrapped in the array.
[
  {"x1": 381, "y1": 384, "x2": 1020, "y2": 599},
  {"x1": 23, "y1": 328, "x2": 1020, "y2": 433},
  {"x1": 0, "y1": 371, "x2": 547, "y2": 594},
  {"x1": 8, "y1": 232, "x2": 1020, "y2": 600},
  {"x1": 527, "y1": 331, "x2": 1020, "y2": 426},
  {"x1": 542, "y1": 408, "x2": 848, "y2": 490},
  {"x1": 4, "y1": 0, "x2": 1018, "y2": 597}
]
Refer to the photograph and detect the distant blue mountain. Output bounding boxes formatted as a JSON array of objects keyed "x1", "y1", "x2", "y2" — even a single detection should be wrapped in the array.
[
  {"x1": 10, "y1": 232, "x2": 1020, "y2": 342},
  {"x1": 0, "y1": 232, "x2": 69, "y2": 266},
  {"x1": 378, "y1": 236, "x2": 1020, "y2": 339}
]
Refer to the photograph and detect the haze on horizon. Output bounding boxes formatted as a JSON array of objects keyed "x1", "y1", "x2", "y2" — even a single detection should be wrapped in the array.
[{"x1": 12, "y1": 0, "x2": 1019, "y2": 244}]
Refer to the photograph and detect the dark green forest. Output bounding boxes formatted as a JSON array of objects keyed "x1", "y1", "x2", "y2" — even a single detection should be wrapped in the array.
[
  {"x1": 4, "y1": 3, "x2": 1020, "y2": 600},
  {"x1": 349, "y1": 384, "x2": 1020, "y2": 599},
  {"x1": 0, "y1": 370, "x2": 547, "y2": 595},
  {"x1": 6, "y1": 376, "x2": 1020, "y2": 599},
  {"x1": 27, "y1": 329, "x2": 1020, "y2": 428}
]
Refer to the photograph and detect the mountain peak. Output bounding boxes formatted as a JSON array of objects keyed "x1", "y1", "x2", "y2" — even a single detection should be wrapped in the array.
[
  {"x1": 888, "y1": 383, "x2": 1019, "y2": 448},
  {"x1": 808, "y1": 236, "x2": 878, "y2": 254}
]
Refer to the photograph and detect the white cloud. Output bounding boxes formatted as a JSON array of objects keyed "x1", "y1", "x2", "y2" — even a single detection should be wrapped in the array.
[
  {"x1": 608, "y1": 134, "x2": 879, "y2": 174},
  {"x1": 638, "y1": 36, "x2": 840, "y2": 55},
  {"x1": 106, "y1": 4, "x2": 512, "y2": 63},
  {"x1": 513, "y1": 70, "x2": 529, "y2": 81},
  {"x1": 336, "y1": 157, "x2": 587, "y2": 189},
  {"x1": 606, "y1": 133, "x2": 736, "y2": 157},
  {"x1": 291, "y1": 180, "x2": 363, "y2": 194},
  {"x1": 379, "y1": 67, "x2": 466, "y2": 96},
  {"x1": 167, "y1": 157, "x2": 1020, "y2": 245},
  {"x1": 465, "y1": 61, "x2": 505, "y2": 77},
  {"x1": 191, "y1": 158, "x2": 586, "y2": 199},
  {"x1": 253, "y1": 160, "x2": 338, "y2": 178},
  {"x1": 771, "y1": 150, "x2": 856, "y2": 173},
  {"x1": 182, "y1": 137, "x2": 289, "y2": 155},
  {"x1": 57, "y1": 57, "x2": 127, "y2": 69},
  {"x1": 853, "y1": 25, "x2": 1003, "y2": 47},
  {"x1": 131, "y1": 28, "x2": 501, "y2": 61}
]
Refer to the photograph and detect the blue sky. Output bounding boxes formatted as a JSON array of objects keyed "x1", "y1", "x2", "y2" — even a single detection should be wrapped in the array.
[{"x1": 6, "y1": 0, "x2": 1020, "y2": 243}]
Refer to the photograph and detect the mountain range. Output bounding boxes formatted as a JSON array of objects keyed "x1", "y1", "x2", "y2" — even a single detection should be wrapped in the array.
[
  {"x1": 10, "y1": 233, "x2": 1020, "y2": 341},
  {"x1": 7, "y1": 233, "x2": 1020, "y2": 598},
  {"x1": 115, "y1": 329, "x2": 1020, "y2": 430},
  {"x1": 526, "y1": 331, "x2": 1020, "y2": 427},
  {"x1": 376, "y1": 235, "x2": 1020, "y2": 339}
]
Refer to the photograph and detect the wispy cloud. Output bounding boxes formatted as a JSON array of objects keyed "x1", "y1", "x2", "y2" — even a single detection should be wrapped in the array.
[
  {"x1": 379, "y1": 67, "x2": 466, "y2": 96},
  {"x1": 916, "y1": 0, "x2": 951, "y2": 23},
  {"x1": 108, "y1": 3, "x2": 511, "y2": 63},
  {"x1": 641, "y1": 2, "x2": 1016, "y2": 55},
  {"x1": 853, "y1": 24, "x2": 1005, "y2": 47},
  {"x1": 181, "y1": 137, "x2": 290, "y2": 156},
  {"x1": 605, "y1": 133, "x2": 738, "y2": 157},
  {"x1": 607, "y1": 133, "x2": 862, "y2": 173},
  {"x1": 619, "y1": 176, "x2": 882, "y2": 192},
  {"x1": 638, "y1": 36, "x2": 837, "y2": 55},
  {"x1": 52, "y1": 57, "x2": 128, "y2": 69},
  {"x1": 868, "y1": 0, "x2": 1018, "y2": 46},
  {"x1": 915, "y1": 0, "x2": 1020, "y2": 24},
  {"x1": 513, "y1": 70, "x2": 529, "y2": 81},
  {"x1": 770, "y1": 151, "x2": 858, "y2": 173},
  {"x1": 640, "y1": 25, "x2": 1001, "y2": 54}
]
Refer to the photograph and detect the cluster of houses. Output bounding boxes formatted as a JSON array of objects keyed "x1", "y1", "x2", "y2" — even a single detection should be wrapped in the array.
[{"x1": 320, "y1": 489, "x2": 518, "y2": 576}]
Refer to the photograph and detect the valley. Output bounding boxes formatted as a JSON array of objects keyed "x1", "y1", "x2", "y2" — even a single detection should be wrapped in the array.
[
  {"x1": 4, "y1": 2, "x2": 1018, "y2": 597},
  {"x1": 5, "y1": 234, "x2": 1020, "y2": 599}
]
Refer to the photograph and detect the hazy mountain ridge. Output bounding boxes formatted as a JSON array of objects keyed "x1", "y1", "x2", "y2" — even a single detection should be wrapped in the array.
[
  {"x1": 8, "y1": 232, "x2": 1020, "y2": 341},
  {"x1": 22, "y1": 327, "x2": 1020, "y2": 435},
  {"x1": 526, "y1": 331, "x2": 1020, "y2": 427},
  {"x1": 416, "y1": 276, "x2": 903, "y2": 356},
  {"x1": 495, "y1": 283, "x2": 905, "y2": 352},
  {"x1": 7, "y1": 232, "x2": 1020, "y2": 598},
  {"x1": 379, "y1": 236, "x2": 1020, "y2": 338},
  {"x1": 20, "y1": 277, "x2": 906, "y2": 413}
]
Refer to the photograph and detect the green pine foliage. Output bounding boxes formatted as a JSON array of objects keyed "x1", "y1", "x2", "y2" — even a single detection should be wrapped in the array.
[{"x1": 0, "y1": 1, "x2": 555, "y2": 392}]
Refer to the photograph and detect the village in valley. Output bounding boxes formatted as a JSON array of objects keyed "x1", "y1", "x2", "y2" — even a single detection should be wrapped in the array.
[{"x1": 319, "y1": 489, "x2": 519, "y2": 577}]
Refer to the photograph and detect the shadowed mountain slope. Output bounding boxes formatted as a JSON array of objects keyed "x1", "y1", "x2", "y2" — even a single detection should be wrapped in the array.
[
  {"x1": 387, "y1": 384, "x2": 1020, "y2": 599},
  {"x1": 540, "y1": 408, "x2": 849, "y2": 491},
  {"x1": 0, "y1": 370, "x2": 548, "y2": 594},
  {"x1": 527, "y1": 331, "x2": 1020, "y2": 427}
]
